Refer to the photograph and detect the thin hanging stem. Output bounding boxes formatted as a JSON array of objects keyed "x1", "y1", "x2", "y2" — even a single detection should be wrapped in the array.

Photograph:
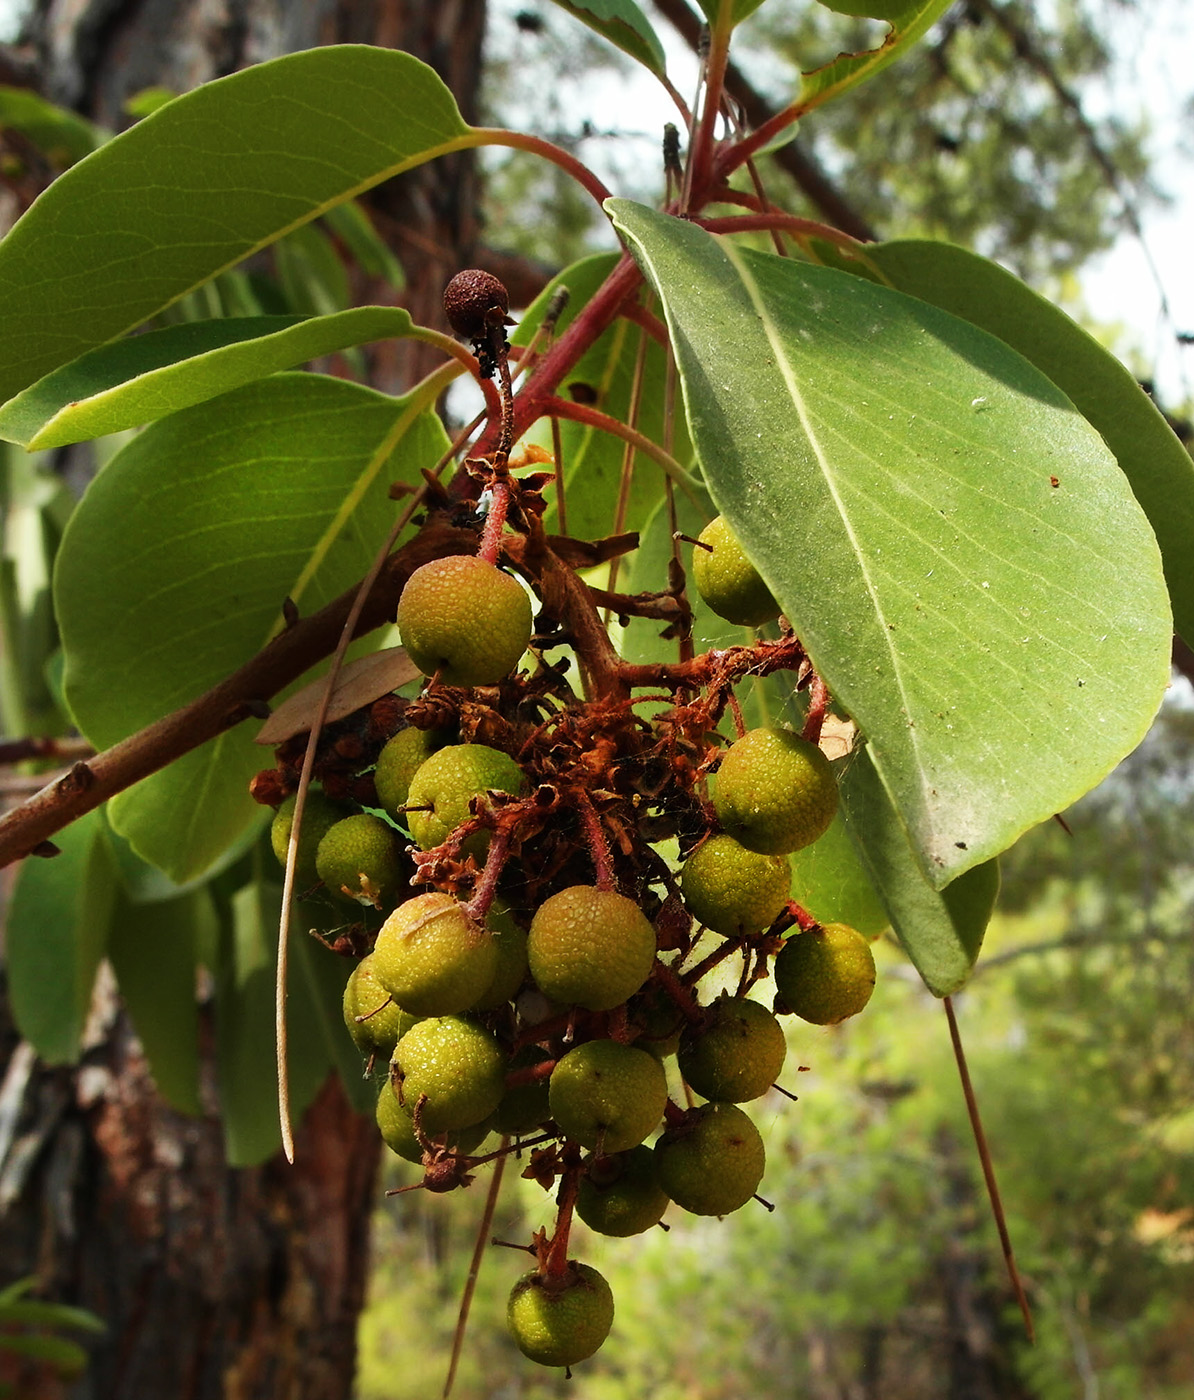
[
  {"x1": 943, "y1": 995, "x2": 1036, "y2": 1342},
  {"x1": 442, "y1": 1142, "x2": 509, "y2": 1400}
]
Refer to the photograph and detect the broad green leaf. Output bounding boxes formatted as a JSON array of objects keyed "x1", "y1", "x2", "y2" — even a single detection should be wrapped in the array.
[
  {"x1": 839, "y1": 745, "x2": 998, "y2": 994},
  {"x1": 515, "y1": 253, "x2": 693, "y2": 540},
  {"x1": 798, "y1": 0, "x2": 954, "y2": 114},
  {"x1": 0, "y1": 308, "x2": 425, "y2": 450},
  {"x1": 322, "y1": 202, "x2": 405, "y2": 287},
  {"x1": 6, "y1": 810, "x2": 115, "y2": 1063},
  {"x1": 694, "y1": 0, "x2": 769, "y2": 26},
  {"x1": 0, "y1": 1332, "x2": 88, "y2": 1371},
  {"x1": 549, "y1": 0, "x2": 667, "y2": 74},
  {"x1": 99, "y1": 804, "x2": 262, "y2": 904},
  {"x1": 0, "y1": 46, "x2": 471, "y2": 404},
  {"x1": 55, "y1": 374, "x2": 450, "y2": 881},
  {"x1": 291, "y1": 912, "x2": 377, "y2": 1117},
  {"x1": 610, "y1": 201, "x2": 1171, "y2": 888},
  {"x1": 861, "y1": 239, "x2": 1194, "y2": 646},
  {"x1": 0, "y1": 86, "x2": 102, "y2": 166},
  {"x1": 105, "y1": 885, "x2": 215, "y2": 1115},
  {"x1": 0, "y1": 1299, "x2": 104, "y2": 1334},
  {"x1": 789, "y1": 810, "x2": 890, "y2": 938},
  {"x1": 274, "y1": 223, "x2": 350, "y2": 317}
]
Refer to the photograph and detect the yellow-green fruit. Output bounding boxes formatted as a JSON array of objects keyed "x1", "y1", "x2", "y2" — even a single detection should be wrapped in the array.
[
  {"x1": 548, "y1": 1040, "x2": 667, "y2": 1153},
  {"x1": 654, "y1": 1102, "x2": 765, "y2": 1216},
  {"x1": 391, "y1": 1016, "x2": 506, "y2": 1133},
  {"x1": 373, "y1": 727, "x2": 450, "y2": 816},
  {"x1": 375, "y1": 1081, "x2": 489, "y2": 1163},
  {"x1": 678, "y1": 996, "x2": 786, "y2": 1103},
  {"x1": 342, "y1": 954, "x2": 420, "y2": 1057},
  {"x1": 507, "y1": 1263, "x2": 614, "y2": 1368},
  {"x1": 315, "y1": 813, "x2": 404, "y2": 906},
  {"x1": 470, "y1": 901, "x2": 529, "y2": 1010},
  {"x1": 691, "y1": 515, "x2": 781, "y2": 628},
  {"x1": 714, "y1": 727, "x2": 838, "y2": 856},
  {"x1": 405, "y1": 744, "x2": 524, "y2": 854},
  {"x1": 773, "y1": 921, "x2": 876, "y2": 1025},
  {"x1": 527, "y1": 886, "x2": 656, "y2": 1012},
  {"x1": 576, "y1": 1146, "x2": 669, "y2": 1237},
  {"x1": 397, "y1": 554, "x2": 533, "y2": 687},
  {"x1": 681, "y1": 834, "x2": 790, "y2": 935},
  {"x1": 371, "y1": 892, "x2": 498, "y2": 1017},
  {"x1": 270, "y1": 789, "x2": 348, "y2": 889}
]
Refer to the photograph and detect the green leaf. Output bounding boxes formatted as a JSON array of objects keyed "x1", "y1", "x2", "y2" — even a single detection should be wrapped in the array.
[
  {"x1": 549, "y1": 0, "x2": 667, "y2": 74},
  {"x1": 610, "y1": 201, "x2": 1171, "y2": 888},
  {"x1": 693, "y1": 0, "x2": 769, "y2": 26},
  {"x1": 273, "y1": 223, "x2": 350, "y2": 318},
  {"x1": 862, "y1": 238, "x2": 1194, "y2": 646},
  {"x1": 6, "y1": 810, "x2": 115, "y2": 1063},
  {"x1": 789, "y1": 811, "x2": 890, "y2": 938},
  {"x1": 515, "y1": 253, "x2": 693, "y2": 540},
  {"x1": 54, "y1": 373, "x2": 450, "y2": 881},
  {"x1": 322, "y1": 202, "x2": 405, "y2": 287},
  {"x1": 0, "y1": 86, "x2": 102, "y2": 166},
  {"x1": 105, "y1": 885, "x2": 215, "y2": 1115},
  {"x1": 839, "y1": 745, "x2": 998, "y2": 994},
  {"x1": 291, "y1": 914, "x2": 377, "y2": 1116},
  {"x1": 0, "y1": 1300, "x2": 105, "y2": 1334},
  {"x1": 0, "y1": 1331, "x2": 88, "y2": 1372},
  {"x1": 0, "y1": 46, "x2": 471, "y2": 405},
  {"x1": 99, "y1": 804, "x2": 262, "y2": 904},
  {"x1": 0, "y1": 308, "x2": 425, "y2": 450},
  {"x1": 214, "y1": 875, "x2": 350, "y2": 1166},
  {"x1": 798, "y1": 0, "x2": 954, "y2": 114}
]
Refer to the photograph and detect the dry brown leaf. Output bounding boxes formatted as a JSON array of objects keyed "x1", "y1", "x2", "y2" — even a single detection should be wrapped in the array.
[{"x1": 256, "y1": 648, "x2": 421, "y2": 745}]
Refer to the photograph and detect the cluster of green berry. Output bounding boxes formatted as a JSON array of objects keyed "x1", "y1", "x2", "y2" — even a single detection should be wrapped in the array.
[{"x1": 253, "y1": 275, "x2": 881, "y2": 1373}]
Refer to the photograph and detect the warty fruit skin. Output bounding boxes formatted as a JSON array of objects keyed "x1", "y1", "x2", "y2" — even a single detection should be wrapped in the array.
[
  {"x1": 654, "y1": 1102, "x2": 765, "y2": 1216},
  {"x1": 548, "y1": 1040, "x2": 667, "y2": 1153},
  {"x1": 507, "y1": 1263, "x2": 615, "y2": 1368},
  {"x1": 575, "y1": 1146, "x2": 669, "y2": 1237},
  {"x1": 371, "y1": 892, "x2": 498, "y2": 1017},
  {"x1": 527, "y1": 886, "x2": 656, "y2": 1012},
  {"x1": 314, "y1": 813, "x2": 403, "y2": 906},
  {"x1": 391, "y1": 1016, "x2": 506, "y2": 1134},
  {"x1": 396, "y1": 554, "x2": 532, "y2": 687},
  {"x1": 691, "y1": 515, "x2": 781, "y2": 628},
  {"x1": 270, "y1": 789, "x2": 348, "y2": 889},
  {"x1": 373, "y1": 726, "x2": 450, "y2": 817},
  {"x1": 714, "y1": 726, "x2": 838, "y2": 856},
  {"x1": 342, "y1": 953, "x2": 419, "y2": 1057},
  {"x1": 405, "y1": 743, "x2": 524, "y2": 855},
  {"x1": 375, "y1": 1081, "x2": 490, "y2": 1164},
  {"x1": 678, "y1": 995, "x2": 787, "y2": 1103},
  {"x1": 680, "y1": 834, "x2": 790, "y2": 936},
  {"x1": 773, "y1": 921, "x2": 876, "y2": 1025}
]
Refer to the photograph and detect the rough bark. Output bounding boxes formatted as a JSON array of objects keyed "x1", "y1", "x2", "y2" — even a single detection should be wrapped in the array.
[{"x1": 0, "y1": 4, "x2": 488, "y2": 1396}]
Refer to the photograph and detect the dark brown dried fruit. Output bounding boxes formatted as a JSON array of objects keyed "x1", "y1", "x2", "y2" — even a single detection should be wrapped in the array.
[{"x1": 444, "y1": 269, "x2": 510, "y2": 341}]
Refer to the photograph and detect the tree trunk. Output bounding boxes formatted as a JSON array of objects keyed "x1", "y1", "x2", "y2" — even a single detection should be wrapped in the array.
[{"x1": 0, "y1": 4, "x2": 487, "y2": 1396}]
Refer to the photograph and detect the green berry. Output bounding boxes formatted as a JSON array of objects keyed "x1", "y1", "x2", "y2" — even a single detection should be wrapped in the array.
[
  {"x1": 527, "y1": 886, "x2": 656, "y2": 1012},
  {"x1": 773, "y1": 922, "x2": 876, "y2": 1024},
  {"x1": 342, "y1": 953, "x2": 420, "y2": 1057},
  {"x1": 371, "y1": 892, "x2": 498, "y2": 1017},
  {"x1": 405, "y1": 743, "x2": 524, "y2": 855},
  {"x1": 681, "y1": 834, "x2": 790, "y2": 935},
  {"x1": 548, "y1": 1040, "x2": 667, "y2": 1153},
  {"x1": 270, "y1": 789, "x2": 348, "y2": 889},
  {"x1": 391, "y1": 1016, "x2": 506, "y2": 1134},
  {"x1": 576, "y1": 1146, "x2": 669, "y2": 1237},
  {"x1": 470, "y1": 900, "x2": 529, "y2": 1010},
  {"x1": 714, "y1": 726, "x2": 838, "y2": 856},
  {"x1": 315, "y1": 813, "x2": 404, "y2": 907},
  {"x1": 678, "y1": 996, "x2": 786, "y2": 1103},
  {"x1": 654, "y1": 1102, "x2": 765, "y2": 1216},
  {"x1": 373, "y1": 727, "x2": 450, "y2": 816},
  {"x1": 375, "y1": 1081, "x2": 489, "y2": 1163},
  {"x1": 691, "y1": 515, "x2": 780, "y2": 627},
  {"x1": 507, "y1": 1263, "x2": 614, "y2": 1368},
  {"x1": 493, "y1": 1046, "x2": 552, "y2": 1136},
  {"x1": 397, "y1": 555, "x2": 533, "y2": 687}
]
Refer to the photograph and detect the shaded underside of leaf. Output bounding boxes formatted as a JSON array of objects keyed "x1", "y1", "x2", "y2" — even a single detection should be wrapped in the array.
[
  {"x1": 0, "y1": 307, "x2": 424, "y2": 450},
  {"x1": 0, "y1": 46, "x2": 469, "y2": 404},
  {"x1": 864, "y1": 238, "x2": 1194, "y2": 646},
  {"x1": 549, "y1": 0, "x2": 667, "y2": 74},
  {"x1": 54, "y1": 373, "x2": 449, "y2": 880},
  {"x1": 610, "y1": 200, "x2": 1171, "y2": 889},
  {"x1": 798, "y1": 0, "x2": 954, "y2": 114}
]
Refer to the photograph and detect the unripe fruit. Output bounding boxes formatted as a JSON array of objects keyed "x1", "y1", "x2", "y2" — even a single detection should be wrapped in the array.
[
  {"x1": 470, "y1": 900, "x2": 529, "y2": 1010},
  {"x1": 691, "y1": 515, "x2": 781, "y2": 627},
  {"x1": 315, "y1": 813, "x2": 404, "y2": 906},
  {"x1": 714, "y1": 726, "x2": 838, "y2": 856},
  {"x1": 493, "y1": 1046, "x2": 552, "y2": 1136},
  {"x1": 342, "y1": 953, "x2": 419, "y2": 1057},
  {"x1": 678, "y1": 996, "x2": 787, "y2": 1103},
  {"x1": 397, "y1": 555, "x2": 532, "y2": 688},
  {"x1": 405, "y1": 743, "x2": 524, "y2": 854},
  {"x1": 576, "y1": 1146, "x2": 669, "y2": 1237},
  {"x1": 392, "y1": 1016, "x2": 506, "y2": 1134},
  {"x1": 654, "y1": 1102, "x2": 766, "y2": 1216},
  {"x1": 680, "y1": 834, "x2": 790, "y2": 935},
  {"x1": 507, "y1": 1263, "x2": 614, "y2": 1368},
  {"x1": 527, "y1": 886, "x2": 656, "y2": 1012},
  {"x1": 773, "y1": 921, "x2": 876, "y2": 1024},
  {"x1": 373, "y1": 726, "x2": 450, "y2": 816},
  {"x1": 270, "y1": 789, "x2": 348, "y2": 889},
  {"x1": 375, "y1": 1081, "x2": 490, "y2": 1164},
  {"x1": 548, "y1": 1040, "x2": 667, "y2": 1153},
  {"x1": 371, "y1": 892, "x2": 498, "y2": 1017}
]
